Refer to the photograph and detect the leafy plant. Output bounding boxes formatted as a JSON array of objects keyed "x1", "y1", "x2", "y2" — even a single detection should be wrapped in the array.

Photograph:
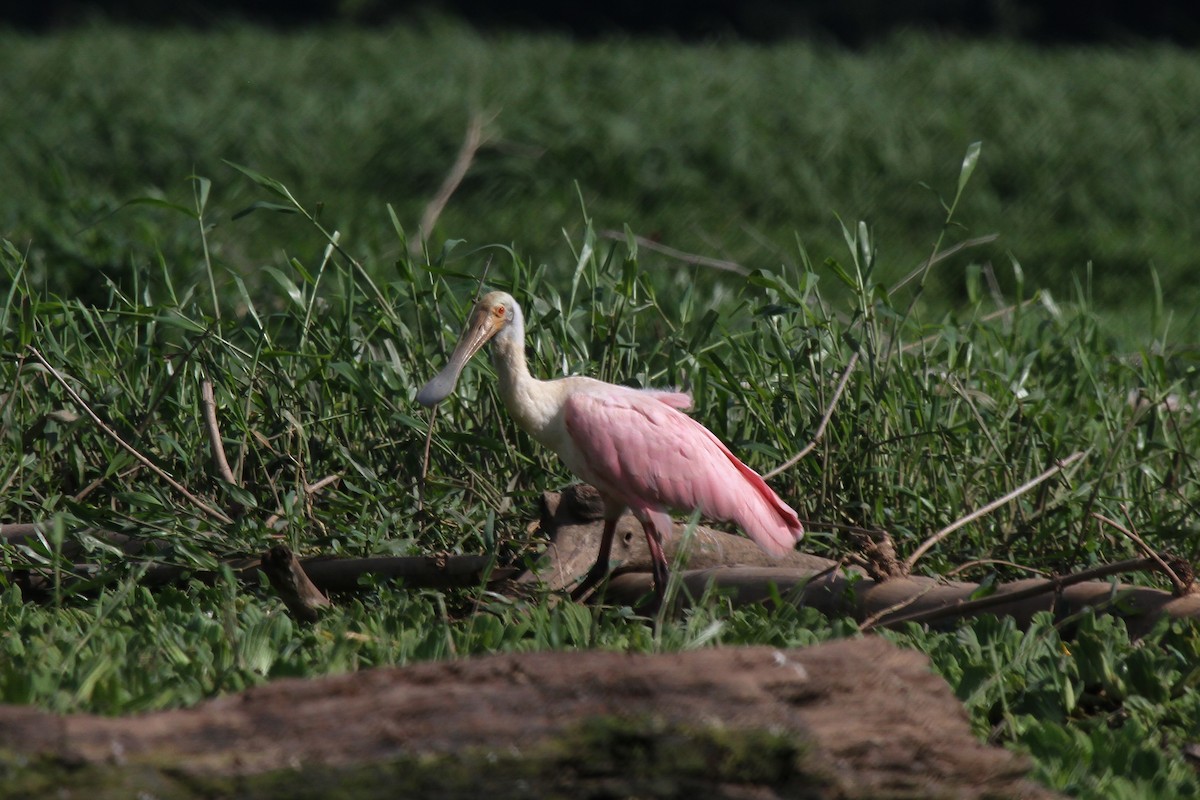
[
  {"x1": 6, "y1": 26, "x2": 1200, "y2": 320},
  {"x1": 3, "y1": 140, "x2": 1200, "y2": 799}
]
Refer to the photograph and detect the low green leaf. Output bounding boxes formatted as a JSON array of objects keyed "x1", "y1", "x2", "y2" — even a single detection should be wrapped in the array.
[
  {"x1": 223, "y1": 159, "x2": 294, "y2": 201},
  {"x1": 263, "y1": 266, "x2": 304, "y2": 308},
  {"x1": 231, "y1": 200, "x2": 299, "y2": 220},
  {"x1": 957, "y1": 141, "x2": 982, "y2": 195}
]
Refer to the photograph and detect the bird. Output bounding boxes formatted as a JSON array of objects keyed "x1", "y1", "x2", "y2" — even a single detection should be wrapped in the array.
[{"x1": 416, "y1": 290, "x2": 803, "y2": 602}]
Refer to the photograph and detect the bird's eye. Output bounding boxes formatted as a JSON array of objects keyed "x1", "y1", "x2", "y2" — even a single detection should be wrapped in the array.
[{"x1": 493, "y1": 305, "x2": 506, "y2": 318}]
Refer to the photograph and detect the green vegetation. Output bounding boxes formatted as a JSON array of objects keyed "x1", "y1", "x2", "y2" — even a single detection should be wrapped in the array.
[
  {"x1": 3, "y1": 21, "x2": 1200, "y2": 799},
  {"x1": 4, "y1": 24, "x2": 1200, "y2": 321},
  {"x1": 4, "y1": 152, "x2": 1200, "y2": 796}
]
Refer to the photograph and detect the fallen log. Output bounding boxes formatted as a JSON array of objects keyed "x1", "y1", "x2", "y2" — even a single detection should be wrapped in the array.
[
  {"x1": 11, "y1": 550, "x2": 516, "y2": 600},
  {"x1": 522, "y1": 484, "x2": 836, "y2": 592},
  {"x1": 600, "y1": 566, "x2": 1200, "y2": 637},
  {"x1": 0, "y1": 637, "x2": 1056, "y2": 799},
  {"x1": 5, "y1": 485, "x2": 1197, "y2": 637},
  {"x1": 532, "y1": 485, "x2": 1200, "y2": 637}
]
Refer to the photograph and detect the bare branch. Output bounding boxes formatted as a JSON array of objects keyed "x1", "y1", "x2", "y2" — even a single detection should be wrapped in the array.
[
  {"x1": 27, "y1": 346, "x2": 234, "y2": 526},
  {"x1": 903, "y1": 451, "x2": 1086, "y2": 573},
  {"x1": 764, "y1": 352, "x2": 859, "y2": 479},
  {"x1": 201, "y1": 379, "x2": 237, "y2": 486},
  {"x1": 411, "y1": 112, "x2": 493, "y2": 257},
  {"x1": 1091, "y1": 511, "x2": 1193, "y2": 596}
]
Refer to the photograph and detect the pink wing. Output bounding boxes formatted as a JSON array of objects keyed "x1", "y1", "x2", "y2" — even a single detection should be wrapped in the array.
[
  {"x1": 562, "y1": 391, "x2": 802, "y2": 555},
  {"x1": 640, "y1": 389, "x2": 693, "y2": 410}
]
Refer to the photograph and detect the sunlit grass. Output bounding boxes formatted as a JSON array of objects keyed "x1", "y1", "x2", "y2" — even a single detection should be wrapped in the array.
[
  {"x1": 3, "y1": 142, "x2": 1200, "y2": 797},
  {"x1": 4, "y1": 24, "x2": 1200, "y2": 323}
]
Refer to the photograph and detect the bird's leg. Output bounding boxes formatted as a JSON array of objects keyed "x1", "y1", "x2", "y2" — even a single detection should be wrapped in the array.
[
  {"x1": 570, "y1": 515, "x2": 618, "y2": 601},
  {"x1": 640, "y1": 510, "x2": 673, "y2": 603}
]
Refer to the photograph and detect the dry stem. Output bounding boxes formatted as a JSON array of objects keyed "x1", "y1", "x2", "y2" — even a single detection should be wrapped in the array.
[
  {"x1": 201, "y1": 379, "x2": 237, "y2": 485},
  {"x1": 27, "y1": 346, "x2": 234, "y2": 526},
  {"x1": 1091, "y1": 511, "x2": 1193, "y2": 596},
  {"x1": 764, "y1": 352, "x2": 860, "y2": 480},
  {"x1": 904, "y1": 451, "x2": 1085, "y2": 573},
  {"x1": 888, "y1": 234, "x2": 1000, "y2": 296},
  {"x1": 599, "y1": 230, "x2": 749, "y2": 275},
  {"x1": 411, "y1": 111, "x2": 492, "y2": 257},
  {"x1": 263, "y1": 474, "x2": 342, "y2": 530}
]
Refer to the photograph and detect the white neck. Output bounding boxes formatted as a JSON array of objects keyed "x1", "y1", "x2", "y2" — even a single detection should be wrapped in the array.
[
  {"x1": 490, "y1": 300, "x2": 560, "y2": 441},
  {"x1": 486, "y1": 299, "x2": 603, "y2": 456},
  {"x1": 492, "y1": 301, "x2": 532, "y2": 401}
]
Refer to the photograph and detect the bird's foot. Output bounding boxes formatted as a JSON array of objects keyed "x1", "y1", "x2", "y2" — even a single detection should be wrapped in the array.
[
  {"x1": 651, "y1": 559, "x2": 670, "y2": 605},
  {"x1": 569, "y1": 566, "x2": 610, "y2": 603}
]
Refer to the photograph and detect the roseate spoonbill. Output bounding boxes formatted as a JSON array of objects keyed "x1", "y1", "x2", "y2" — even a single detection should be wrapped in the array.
[{"x1": 417, "y1": 291, "x2": 803, "y2": 601}]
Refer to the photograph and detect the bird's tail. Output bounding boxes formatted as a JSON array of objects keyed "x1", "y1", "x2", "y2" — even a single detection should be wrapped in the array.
[
  {"x1": 736, "y1": 483, "x2": 804, "y2": 556},
  {"x1": 665, "y1": 406, "x2": 804, "y2": 556},
  {"x1": 720, "y1": 454, "x2": 804, "y2": 556}
]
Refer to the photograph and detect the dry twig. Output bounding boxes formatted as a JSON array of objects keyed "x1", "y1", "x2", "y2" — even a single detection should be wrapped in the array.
[
  {"x1": 856, "y1": 579, "x2": 945, "y2": 632},
  {"x1": 411, "y1": 111, "x2": 493, "y2": 258},
  {"x1": 1091, "y1": 511, "x2": 1193, "y2": 596},
  {"x1": 26, "y1": 346, "x2": 234, "y2": 526},
  {"x1": 904, "y1": 451, "x2": 1085, "y2": 573},
  {"x1": 263, "y1": 474, "x2": 342, "y2": 530},
  {"x1": 764, "y1": 352, "x2": 860, "y2": 480},
  {"x1": 945, "y1": 558, "x2": 1048, "y2": 578},
  {"x1": 201, "y1": 379, "x2": 237, "y2": 486}
]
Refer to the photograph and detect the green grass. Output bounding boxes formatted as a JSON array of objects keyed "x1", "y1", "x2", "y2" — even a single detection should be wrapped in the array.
[
  {"x1": 4, "y1": 22, "x2": 1200, "y2": 797},
  {"x1": 4, "y1": 24, "x2": 1200, "y2": 323},
  {"x1": 3, "y1": 151, "x2": 1200, "y2": 796}
]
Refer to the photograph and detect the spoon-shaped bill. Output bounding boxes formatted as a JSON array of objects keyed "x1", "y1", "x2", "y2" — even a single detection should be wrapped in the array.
[
  {"x1": 415, "y1": 303, "x2": 504, "y2": 407},
  {"x1": 415, "y1": 362, "x2": 463, "y2": 407}
]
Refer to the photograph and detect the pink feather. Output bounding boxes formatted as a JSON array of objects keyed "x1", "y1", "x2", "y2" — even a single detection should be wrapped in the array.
[
  {"x1": 562, "y1": 389, "x2": 803, "y2": 555},
  {"x1": 640, "y1": 389, "x2": 693, "y2": 410}
]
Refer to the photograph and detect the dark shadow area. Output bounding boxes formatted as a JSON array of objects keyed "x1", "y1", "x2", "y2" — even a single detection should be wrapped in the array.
[{"x1": 9, "y1": 0, "x2": 1200, "y2": 46}]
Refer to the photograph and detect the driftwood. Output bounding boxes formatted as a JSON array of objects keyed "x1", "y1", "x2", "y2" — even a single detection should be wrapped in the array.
[
  {"x1": 0, "y1": 636, "x2": 1056, "y2": 799},
  {"x1": 600, "y1": 566, "x2": 1200, "y2": 638},
  {"x1": 530, "y1": 485, "x2": 1200, "y2": 637},
  {"x1": 259, "y1": 545, "x2": 330, "y2": 623},
  {"x1": 522, "y1": 483, "x2": 835, "y2": 591},
  {"x1": 6, "y1": 524, "x2": 516, "y2": 600},
  {"x1": 5, "y1": 484, "x2": 1198, "y2": 638}
]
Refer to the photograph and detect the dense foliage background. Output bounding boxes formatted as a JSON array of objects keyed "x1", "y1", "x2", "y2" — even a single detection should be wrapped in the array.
[
  {"x1": 4, "y1": 24, "x2": 1200, "y2": 331},
  {"x1": 4, "y1": 11, "x2": 1200, "y2": 798}
]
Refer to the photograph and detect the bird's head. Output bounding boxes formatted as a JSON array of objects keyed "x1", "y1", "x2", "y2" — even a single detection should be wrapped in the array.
[{"x1": 416, "y1": 291, "x2": 517, "y2": 407}]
